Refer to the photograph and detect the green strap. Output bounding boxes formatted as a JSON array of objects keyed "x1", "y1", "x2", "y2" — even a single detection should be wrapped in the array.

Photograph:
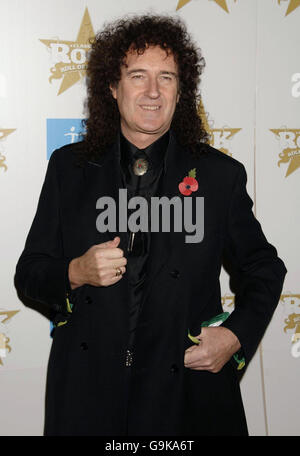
[
  {"x1": 66, "y1": 295, "x2": 73, "y2": 313},
  {"x1": 57, "y1": 320, "x2": 67, "y2": 327},
  {"x1": 52, "y1": 295, "x2": 73, "y2": 330},
  {"x1": 201, "y1": 312, "x2": 230, "y2": 328},
  {"x1": 188, "y1": 312, "x2": 245, "y2": 370}
]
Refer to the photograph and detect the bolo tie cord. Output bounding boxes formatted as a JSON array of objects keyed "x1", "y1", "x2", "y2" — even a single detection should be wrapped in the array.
[{"x1": 127, "y1": 155, "x2": 148, "y2": 253}]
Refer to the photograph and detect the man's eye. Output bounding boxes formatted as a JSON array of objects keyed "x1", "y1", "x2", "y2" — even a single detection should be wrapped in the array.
[{"x1": 132, "y1": 74, "x2": 143, "y2": 79}]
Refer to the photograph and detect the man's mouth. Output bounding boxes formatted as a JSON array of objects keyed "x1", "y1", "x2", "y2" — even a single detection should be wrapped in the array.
[{"x1": 139, "y1": 105, "x2": 161, "y2": 111}]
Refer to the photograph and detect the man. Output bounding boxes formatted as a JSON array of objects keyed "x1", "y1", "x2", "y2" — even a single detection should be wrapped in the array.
[{"x1": 15, "y1": 15, "x2": 287, "y2": 436}]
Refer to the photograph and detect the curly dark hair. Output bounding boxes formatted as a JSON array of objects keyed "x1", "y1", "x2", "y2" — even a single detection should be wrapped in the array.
[{"x1": 82, "y1": 14, "x2": 209, "y2": 162}]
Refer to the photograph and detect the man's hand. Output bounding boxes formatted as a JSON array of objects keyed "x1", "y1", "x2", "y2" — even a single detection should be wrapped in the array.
[
  {"x1": 68, "y1": 236, "x2": 127, "y2": 289},
  {"x1": 184, "y1": 326, "x2": 241, "y2": 373}
]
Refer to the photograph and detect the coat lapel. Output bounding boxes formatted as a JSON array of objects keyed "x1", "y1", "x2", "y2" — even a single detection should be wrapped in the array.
[
  {"x1": 139, "y1": 131, "x2": 191, "y2": 307},
  {"x1": 84, "y1": 137, "x2": 128, "y2": 253},
  {"x1": 83, "y1": 138, "x2": 131, "y2": 320}
]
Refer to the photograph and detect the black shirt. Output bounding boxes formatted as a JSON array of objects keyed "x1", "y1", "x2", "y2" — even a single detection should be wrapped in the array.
[{"x1": 119, "y1": 130, "x2": 170, "y2": 346}]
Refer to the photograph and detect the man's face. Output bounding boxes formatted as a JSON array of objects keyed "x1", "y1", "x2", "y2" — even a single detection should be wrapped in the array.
[{"x1": 110, "y1": 45, "x2": 180, "y2": 146}]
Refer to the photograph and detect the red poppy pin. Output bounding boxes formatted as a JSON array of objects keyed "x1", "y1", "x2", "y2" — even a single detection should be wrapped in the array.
[{"x1": 178, "y1": 168, "x2": 198, "y2": 196}]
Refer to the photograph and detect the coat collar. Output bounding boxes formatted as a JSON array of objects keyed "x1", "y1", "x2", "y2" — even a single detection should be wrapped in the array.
[
  {"x1": 85, "y1": 129, "x2": 187, "y2": 232},
  {"x1": 119, "y1": 130, "x2": 170, "y2": 175}
]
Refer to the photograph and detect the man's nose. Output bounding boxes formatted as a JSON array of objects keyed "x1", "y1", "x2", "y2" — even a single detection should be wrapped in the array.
[{"x1": 145, "y1": 76, "x2": 160, "y2": 99}]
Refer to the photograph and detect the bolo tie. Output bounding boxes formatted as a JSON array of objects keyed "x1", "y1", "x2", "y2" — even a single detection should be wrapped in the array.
[{"x1": 127, "y1": 152, "x2": 149, "y2": 254}]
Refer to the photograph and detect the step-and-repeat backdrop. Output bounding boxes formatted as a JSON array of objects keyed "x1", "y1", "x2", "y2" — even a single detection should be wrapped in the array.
[{"x1": 0, "y1": 0, "x2": 299, "y2": 436}]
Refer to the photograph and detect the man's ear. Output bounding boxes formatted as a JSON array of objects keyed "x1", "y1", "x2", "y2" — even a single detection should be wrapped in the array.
[{"x1": 109, "y1": 83, "x2": 117, "y2": 100}]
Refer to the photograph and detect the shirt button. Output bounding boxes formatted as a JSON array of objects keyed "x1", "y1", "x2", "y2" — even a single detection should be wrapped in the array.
[
  {"x1": 170, "y1": 269, "x2": 180, "y2": 279},
  {"x1": 85, "y1": 296, "x2": 92, "y2": 304},
  {"x1": 170, "y1": 364, "x2": 179, "y2": 374},
  {"x1": 80, "y1": 342, "x2": 88, "y2": 350}
]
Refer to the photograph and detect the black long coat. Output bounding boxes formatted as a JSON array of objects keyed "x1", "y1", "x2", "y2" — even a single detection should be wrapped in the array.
[{"x1": 15, "y1": 132, "x2": 287, "y2": 436}]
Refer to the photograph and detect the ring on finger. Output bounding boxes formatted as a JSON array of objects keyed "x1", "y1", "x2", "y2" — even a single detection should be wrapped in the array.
[{"x1": 115, "y1": 267, "x2": 122, "y2": 277}]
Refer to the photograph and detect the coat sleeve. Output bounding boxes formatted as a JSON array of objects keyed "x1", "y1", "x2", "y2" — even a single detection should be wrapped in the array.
[
  {"x1": 221, "y1": 163, "x2": 287, "y2": 365},
  {"x1": 15, "y1": 150, "x2": 72, "y2": 314}
]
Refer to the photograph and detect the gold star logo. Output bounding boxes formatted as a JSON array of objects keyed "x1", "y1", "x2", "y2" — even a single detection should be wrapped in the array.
[
  {"x1": 0, "y1": 129, "x2": 16, "y2": 141},
  {"x1": 198, "y1": 100, "x2": 241, "y2": 156},
  {"x1": 213, "y1": 0, "x2": 230, "y2": 12},
  {"x1": 0, "y1": 128, "x2": 16, "y2": 172},
  {"x1": 270, "y1": 128, "x2": 300, "y2": 177},
  {"x1": 0, "y1": 310, "x2": 20, "y2": 325},
  {"x1": 176, "y1": 0, "x2": 238, "y2": 13},
  {"x1": 176, "y1": 0, "x2": 192, "y2": 9},
  {"x1": 221, "y1": 293, "x2": 235, "y2": 312},
  {"x1": 280, "y1": 292, "x2": 300, "y2": 349},
  {"x1": 286, "y1": 0, "x2": 300, "y2": 15},
  {"x1": 0, "y1": 310, "x2": 19, "y2": 366},
  {"x1": 278, "y1": 0, "x2": 300, "y2": 16},
  {"x1": 40, "y1": 8, "x2": 95, "y2": 95}
]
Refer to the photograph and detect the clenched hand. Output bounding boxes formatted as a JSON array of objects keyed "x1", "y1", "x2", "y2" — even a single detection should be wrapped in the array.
[{"x1": 68, "y1": 236, "x2": 127, "y2": 289}]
